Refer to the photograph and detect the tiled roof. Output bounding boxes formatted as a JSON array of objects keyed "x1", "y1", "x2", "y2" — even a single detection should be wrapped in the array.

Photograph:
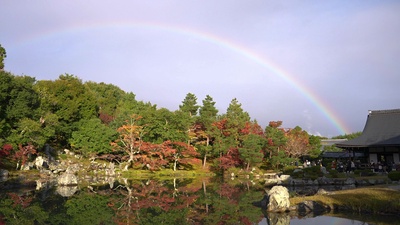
[{"x1": 336, "y1": 109, "x2": 400, "y2": 148}]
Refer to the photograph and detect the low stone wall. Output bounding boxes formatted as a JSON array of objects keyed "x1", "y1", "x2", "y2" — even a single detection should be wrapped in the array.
[{"x1": 262, "y1": 173, "x2": 392, "y2": 188}]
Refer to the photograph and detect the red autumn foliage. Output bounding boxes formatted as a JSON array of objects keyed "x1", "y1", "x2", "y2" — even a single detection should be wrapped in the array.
[
  {"x1": 7, "y1": 193, "x2": 33, "y2": 208},
  {"x1": 0, "y1": 144, "x2": 12, "y2": 157},
  {"x1": 13, "y1": 143, "x2": 36, "y2": 168},
  {"x1": 240, "y1": 122, "x2": 264, "y2": 136},
  {"x1": 161, "y1": 141, "x2": 200, "y2": 169},
  {"x1": 0, "y1": 144, "x2": 13, "y2": 166},
  {"x1": 268, "y1": 121, "x2": 283, "y2": 128},
  {"x1": 99, "y1": 112, "x2": 114, "y2": 124},
  {"x1": 217, "y1": 147, "x2": 242, "y2": 170},
  {"x1": 212, "y1": 119, "x2": 230, "y2": 136}
]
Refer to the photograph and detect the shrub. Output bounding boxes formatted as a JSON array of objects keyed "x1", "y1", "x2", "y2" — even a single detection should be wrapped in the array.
[
  {"x1": 388, "y1": 171, "x2": 400, "y2": 181},
  {"x1": 355, "y1": 169, "x2": 374, "y2": 177},
  {"x1": 327, "y1": 169, "x2": 339, "y2": 178},
  {"x1": 291, "y1": 170, "x2": 303, "y2": 179},
  {"x1": 303, "y1": 166, "x2": 323, "y2": 179},
  {"x1": 282, "y1": 165, "x2": 297, "y2": 175}
]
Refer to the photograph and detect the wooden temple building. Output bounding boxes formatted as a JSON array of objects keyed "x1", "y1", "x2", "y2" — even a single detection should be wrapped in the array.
[{"x1": 336, "y1": 109, "x2": 400, "y2": 166}]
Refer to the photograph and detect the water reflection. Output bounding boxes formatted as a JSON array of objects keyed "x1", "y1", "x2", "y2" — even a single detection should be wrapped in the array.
[{"x1": 0, "y1": 177, "x2": 398, "y2": 225}]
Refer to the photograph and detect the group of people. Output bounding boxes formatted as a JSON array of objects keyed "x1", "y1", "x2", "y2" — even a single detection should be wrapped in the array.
[
  {"x1": 331, "y1": 159, "x2": 356, "y2": 173},
  {"x1": 370, "y1": 160, "x2": 396, "y2": 173}
]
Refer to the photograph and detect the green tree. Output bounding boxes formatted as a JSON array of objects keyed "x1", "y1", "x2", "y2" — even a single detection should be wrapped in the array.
[
  {"x1": 86, "y1": 81, "x2": 125, "y2": 117},
  {"x1": 224, "y1": 98, "x2": 251, "y2": 147},
  {"x1": 70, "y1": 118, "x2": 118, "y2": 156},
  {"x1": 0, "y1": 73, "x2": 40, "y2": 145},
  {"x1": 0, "y1": 44, "x2": 6, "y2": 70},
  {"x1": 265, "y1": 121, "x2": 287, "y2": 168},
  {"x1": 8, "y1": 118, "x2": 48, "y2": 149},
  {"x1": 196, "y1": 95, "x2": 219, "y2": 167},
  {"x1": 179, "y1": 92, "x2": 199, "y2": 117},
  {"x1": 308, "y1": 135, "x2": 322, "y2": 158},
  {"x1": 65, "y1": 193, "x2": 114, "y2": 225},
  {"x1": 333, "y1": 132, "x2": 362, "y2": 140},
  {"x1": 34, "y1": 74, "x2": 98, "y2": 146},
  {"x1": 0, "y1": 71, "x2": 14, "y2": 138},
  {"x1": 198, "y1": 95, "x2": 218, "y2": 129},
  {"x1": 239, "y1": 133, "x2": 265, "y2": 170},
  {"x1": 6, "y1": 76, "x2": 39, "y2": 122}
]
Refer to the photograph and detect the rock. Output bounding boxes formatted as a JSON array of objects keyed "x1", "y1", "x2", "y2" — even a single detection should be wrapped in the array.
[
  {"x1": 265, "y1": 212, "x2": 291, "y2": 225},
  {"x1": 267, "y1": 185, "x2": 290, "y2": 212},
  {"x1": 252, "y1": 194, "x2": 269, "y2": 209},
  {"x1": 0, "y1": 169, "x2": 8, "y2": 182},
  {"x1": 105, "y1": 162, "x2": 115, "y2": 176},
  {"x1": 57, "y1": 173, "x2": 78, "y2": 186},
  {"x1": 0, "y1": 169, "x2": 9, "y2": 177},
  {"x1": 65, "y1": 164, "x2": 80, "y2": 174},
  {"x1": 56, "y1": 185, "x2": 78, "y2": 197},
  {"x1": 344, "y1": 178, "x2": 356, "y2": 185},
  {"x1": 316, "y1": 188, "x2": 331, "y2": 195},
  {"x1": 35, "y1": 156, "x2": 43, "y2": 170},
  {"x1": 297, "y1": 200, "x2": 329, "y2": 216},
  {"x1": 293, "y1": 168, "x2": 303, "y2": 173}
]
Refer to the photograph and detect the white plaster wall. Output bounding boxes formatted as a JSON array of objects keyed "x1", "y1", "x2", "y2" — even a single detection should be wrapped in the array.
[
  {"x1": 369, "y1": 153, "x2": 378, "y2": 164},
  {"x1": 393, "y1": 153, "x2": 399, "y2": 164}
]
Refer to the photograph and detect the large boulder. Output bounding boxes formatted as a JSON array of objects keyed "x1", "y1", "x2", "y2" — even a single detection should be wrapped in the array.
[
  {"x1": 56, "y1": 185, "x2": 78, "y2": 197},
  {"x1": 265, "y1": 212, "x2": 291, "y2": 225},
  {"x1": 297, "y1": 200, "x2": 330, "y2": 216},
  {"x1": 0, "y1": 169, "x2": 8, "y2": 182},
  {"x1": 57, "y1": 173, "x2": 78, "y2": 186},
  {"x1": 267, "y1": 185, "x2": 291, "y2": 212}
]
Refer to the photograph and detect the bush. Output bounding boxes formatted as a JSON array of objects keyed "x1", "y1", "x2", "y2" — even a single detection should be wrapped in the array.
[
  {"x1": 291, "y1": 170, "x2": 303, "y2": 179},
  {"x1": 355, "y1": 169, "x2": 374, "y2": 177},
  {"x1": 302, "y1": 166, "x2": 323, "y2": 180},
  {"x1": 327, "y1": 169, "x2": 339, "y2": 178},
  {"x1": 282, "y1": 165, "x2": 297, "y2": 175},
  {"x1": 388, "y1": 171, "x2": 400, "y2": 181}
]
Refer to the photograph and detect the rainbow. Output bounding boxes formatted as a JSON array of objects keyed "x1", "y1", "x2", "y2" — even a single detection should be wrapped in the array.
[{"x1": 13, "y1": 21, "x2": 351, "y2": 135}]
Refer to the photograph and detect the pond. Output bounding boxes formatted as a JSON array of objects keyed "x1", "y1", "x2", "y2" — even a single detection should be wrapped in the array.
[{"x1": 0, "y1": 176, "x2": 398, "y2": 225}]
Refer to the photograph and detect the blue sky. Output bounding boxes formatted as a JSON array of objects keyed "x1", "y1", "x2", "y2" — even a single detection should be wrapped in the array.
[{"x1": 1, "y1": 0, "x2": 399, "y2": 137}]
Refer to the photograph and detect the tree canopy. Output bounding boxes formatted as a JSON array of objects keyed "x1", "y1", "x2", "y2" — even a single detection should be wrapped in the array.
[{"x1": 0, "y1": 44, "x2": 333, "y2": 172}]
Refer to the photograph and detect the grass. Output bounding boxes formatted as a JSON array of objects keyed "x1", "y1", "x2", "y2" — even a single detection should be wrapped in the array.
[{"x1": 290, "y1": 186, "x2": 400, "y2": 215}]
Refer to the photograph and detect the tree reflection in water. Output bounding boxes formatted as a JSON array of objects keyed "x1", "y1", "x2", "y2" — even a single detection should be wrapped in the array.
[{"x1": 0, "y1": 177, "x2": 398, "y2": 224}]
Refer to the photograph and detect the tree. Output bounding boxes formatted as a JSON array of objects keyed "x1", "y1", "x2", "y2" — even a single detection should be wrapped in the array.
[
  {"x1": 224, "y1": 98, "x2": 251, "y2": 147},
  {"x1": 70, "y1": 118, "x2": 117, "y2": 156},
  {"x1": 333, "y1": 132, "x2": 362, "y2": 140},
  {"x1": 283, "y1": 126, "x2": 309, "y2": 158},
  {"x1": 0, "y1": 73, "x2": 39, "y2": 139},
  {"x1": 239, "y1": 133, "x2": 265, "y2": 170},
  {"x1": 13, "y1": 143, "x2": 36, "y2": 170},
  {"x1": 85, "y1": 81, "x2": 125, "y2": 118},
  {"x1": 0, "y1": 44, "x2": 6, "y2": 71},
  {"x1": 161, "y1": 141, "x2": 199, "y2": 171},
  {"x1": 34, "y1": 74, "x2": 98, "y2": 146},
  {"x1": 198, "y1": 95, "x2": 218, "y2": 129},
  {"x1": 6, "y1": 75, "x2": 39, "y2": 122},
  {"x1": 8, "y1": 118, "x2": 49, "y2": 149},
  {"x1": 265, "y1": 121, "x2": 287, "y2": 158},
  {"x1": 179, "y1": 93, "x2": 199, "y2": 117},
  {"x1": 111, "y1": 114, "x2": 145, "y2": 168},
  {"x1": 197, "y1": 95, "x2": 218, "y2": 167},
  {"x1": 308, "y1": 135, "x2": 322, "y2": 159}
]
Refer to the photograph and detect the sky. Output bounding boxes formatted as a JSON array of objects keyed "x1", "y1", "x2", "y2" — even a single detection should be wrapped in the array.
[{"x1": 1, "y1": 1, "x2": 399, "y2": 137}]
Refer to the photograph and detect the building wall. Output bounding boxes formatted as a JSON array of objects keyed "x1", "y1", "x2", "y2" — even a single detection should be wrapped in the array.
[
  {"x1": 369, "y1": 153, "x2": 378, "y2": 164},
  {"x1": 394, "y1": 153, "x2": 400, "y2": 164}
]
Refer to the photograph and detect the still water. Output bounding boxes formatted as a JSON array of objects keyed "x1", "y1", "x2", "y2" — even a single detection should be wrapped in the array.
[{"x1": 0, "y1": 176, "x2": 398, "y2": 225}]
